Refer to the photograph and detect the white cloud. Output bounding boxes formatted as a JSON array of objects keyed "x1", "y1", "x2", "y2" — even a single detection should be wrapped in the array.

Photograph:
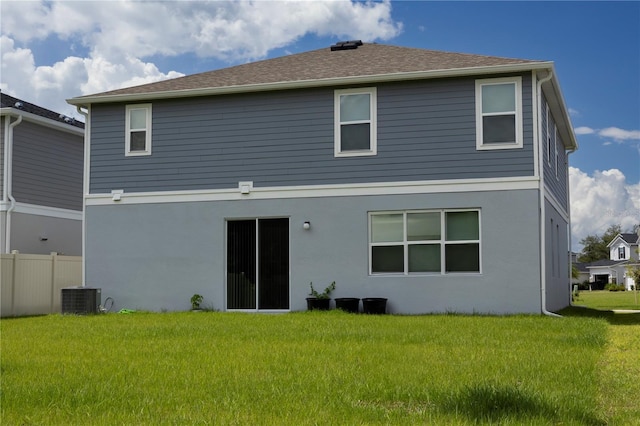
[
  {"x1": 574, "y1": 125, "x2": 640, "y2": 142},
  {"x1": 1, "y1": 35, "x2": 183, "y2": 119},
  {"x1": 574, "y1": 126, "x2": 595, "y2": 135},
  {"x1": 598, "y1": 127, "x2": 640, "y2": 141},
  {"x1": 0, "y1": 0, "x2": 403, "y2": 117},
  {"x1": 570, "y1": 167, "x2": 640, "y2": 250},
  {"x1": 1, "y1": 0, "x2": 402, "y2": 62}
]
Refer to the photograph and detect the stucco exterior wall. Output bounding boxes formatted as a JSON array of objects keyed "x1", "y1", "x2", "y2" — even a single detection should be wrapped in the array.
[
  {"x1": 85, "y1": 188, "x2": 542, "y2": 314},
  {"x1": 5, "y1": 211, "x2": 82, "y2": 256},
  {"x1": 544, "y1": 198, "x2": 571, "y2": 311}
]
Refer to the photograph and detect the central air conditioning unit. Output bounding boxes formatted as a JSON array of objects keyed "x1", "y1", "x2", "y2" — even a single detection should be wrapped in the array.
[{"x1": 61, "y1": 287, "x2": 101, "y2": 314}]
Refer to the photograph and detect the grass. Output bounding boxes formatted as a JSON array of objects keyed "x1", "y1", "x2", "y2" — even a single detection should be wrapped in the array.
[
  {"x1": 2, "y1": 310, "x2": 632, "y2": 425},
  {"x1": 562, "y1": 291, "x2": 640, "y2": 425},
  {"x1": 572, "y1": 289, "x2": 640, "y2": 311}
]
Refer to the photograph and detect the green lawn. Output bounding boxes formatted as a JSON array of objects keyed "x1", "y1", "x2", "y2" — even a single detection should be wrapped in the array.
[
  {"x1": 3, "y1": 310, "x2": 637, "y2": 425},
  {"x1": 572, "y1": 289, "x2": 640, "y2": 311}
]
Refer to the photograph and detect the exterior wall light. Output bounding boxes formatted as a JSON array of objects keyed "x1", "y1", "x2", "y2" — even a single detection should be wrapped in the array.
[{"x1": 303, "y1": 221, "x2": 311, "y2": 230}]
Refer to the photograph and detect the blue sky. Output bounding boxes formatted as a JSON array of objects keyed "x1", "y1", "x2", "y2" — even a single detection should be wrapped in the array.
[{"x1": 1, "y1": 0, "x2": 638, "y2": 248}]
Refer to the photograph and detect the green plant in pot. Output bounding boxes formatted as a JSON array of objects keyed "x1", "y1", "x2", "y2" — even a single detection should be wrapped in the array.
[
  {"x1": 306, "y1": 281, "x2": 335, "y2": 311},
  {"x1": 190, "y1": 294, "x2": 204, "y2": 311}
]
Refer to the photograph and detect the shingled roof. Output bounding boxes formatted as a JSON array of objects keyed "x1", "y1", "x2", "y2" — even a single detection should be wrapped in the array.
[
  {"x1": 68, "y1": 43, "x2": 550, "y2": 104},
  {"x1": 1, "y1": 92, "x2": 84, "y2": 129},
  {"x1": 610, "y1": 233, "x2": 640, "y2": 245}
]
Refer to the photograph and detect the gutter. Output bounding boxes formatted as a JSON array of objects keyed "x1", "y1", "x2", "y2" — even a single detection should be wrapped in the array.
[
  {"x1": 536, "y1": 70, "x2": 562, "y2": 317},
  {"x1": 566, "y1": 136, "x2": 578, "y2": 306},
  {"x1": 76, "y1": 105, "x2": 90, "y2": 286},
  {"x1": 0, "y1": 107, "x2": 84, "y2": 135},
  {"x1": 3, "y1": 113, "x2": 23, "y2": 253}
]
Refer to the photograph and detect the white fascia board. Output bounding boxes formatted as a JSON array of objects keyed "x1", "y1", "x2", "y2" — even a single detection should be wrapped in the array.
[
  {"x1": 585, "y1": 265, "x2": 614, "y2": 272},
  {"x1": 85, "y1": 176, "x2": 540, "y2": 206},
  {"x1": 0, "y1": 202, "x2": 82, "y2": 220},
  {"x1": 0, "y1": 108, "x2": 84, "y2": 136},
  {"x1": 606, "y1": 234, "x2": 628, "y2": 249},
  {"x1": 539, "y1": 67, "x2": 578, "y2": 151},
  {"x1": 67, "y1": 62, "x2": 553, "y2": 106}
]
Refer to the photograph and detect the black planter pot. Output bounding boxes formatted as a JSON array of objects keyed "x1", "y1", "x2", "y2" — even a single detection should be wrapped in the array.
[
  {"x1": 335, "y1": 298, "x2": 360, "y2": 313},
  {"x1": 306, "y1": 297, "x2": 331, "y2": 311},
  {"x1": 362, "y1": 298, "x2": 388, "y2": 314}
]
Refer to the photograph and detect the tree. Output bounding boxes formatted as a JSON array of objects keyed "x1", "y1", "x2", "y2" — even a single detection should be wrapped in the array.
[
  {"x1": 602, "y1": 224, "x2": 623, "y2": 246},
  {"x1": 577, "y1": 224, "x2": 622, "y2": 263},
  {"x1": 571, "y1": 264, "x2": 580, "y2": 280}
]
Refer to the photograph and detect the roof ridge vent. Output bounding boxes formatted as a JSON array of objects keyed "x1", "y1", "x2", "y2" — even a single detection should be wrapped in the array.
[{"x1": 330, "y1": 40, "x2": 363, "y2": 51}]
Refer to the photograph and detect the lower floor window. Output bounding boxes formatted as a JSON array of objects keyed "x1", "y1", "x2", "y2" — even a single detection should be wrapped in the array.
[{"x1": 369, "y1": 209, "x2": 481, "y2": 275}]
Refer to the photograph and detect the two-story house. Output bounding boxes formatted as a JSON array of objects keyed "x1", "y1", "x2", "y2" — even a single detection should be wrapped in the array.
[
  {"x1": 586, "y1": 232, "x2": 639, "y2": 290},
  {"x1": 68, "y1": 42, "x2": 577, "y2": 314},
  {"x1": 1, "y1": 93, "x2": 84, "y2": 255}
]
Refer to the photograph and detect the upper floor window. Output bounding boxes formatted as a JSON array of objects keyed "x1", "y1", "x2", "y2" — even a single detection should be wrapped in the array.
[
  {"x1": 475, "y1": 77, "x2": 523, "y2": 150},
  {"x1": 369, "y1": 209, "x2": 481, "y2": 275},
  {"x1": 125, "y1": 104, "x2": 152, "y2": 156},
  {"x1": 546, "y1": 107, "x2": 552, "y2": 165},
  {"x1": 335, "y1": 87, "x2": 377, "y2": 157},
  {"x1": 555, "y1": 128, "x2": 560, "y2": 179},
  {"x1": 618, "y1": 246, "x2": 626, "y2": 259}
]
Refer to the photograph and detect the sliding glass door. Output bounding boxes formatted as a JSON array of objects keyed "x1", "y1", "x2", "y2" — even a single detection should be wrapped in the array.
[{"x1": 226, "y1": 218, "x2": 289, "y2": 310}]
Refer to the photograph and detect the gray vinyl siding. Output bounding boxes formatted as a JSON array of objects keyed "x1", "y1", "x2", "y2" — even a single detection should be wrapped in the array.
[
  {"x1": 541, "y1": 98, "x2": 569, "y2": 211},
  {"x1": 12, "y1": 121, "x2": 83, "y2": 211},
  {"x1": 0, "y1": 117, "x2": 4, "y2": 199},
  {"x1": 89, "y1": 74, "x2": 535, "y2": 194}
]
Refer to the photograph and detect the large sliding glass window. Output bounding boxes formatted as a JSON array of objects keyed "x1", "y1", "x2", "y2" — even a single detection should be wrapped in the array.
[
  {"x1": 227, "y1": 218, "x2": 289, "y2": 310},
  {"x1": 370, "y1": 209, "x2": 481, "y2": 275}
]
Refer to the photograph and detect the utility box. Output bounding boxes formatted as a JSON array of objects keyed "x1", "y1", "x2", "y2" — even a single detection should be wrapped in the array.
[{"x1": 61, "y1": 287, "x2": 101, "y2": 314}]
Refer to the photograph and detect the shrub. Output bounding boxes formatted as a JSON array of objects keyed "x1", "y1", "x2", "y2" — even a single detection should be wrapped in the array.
[
  {"x1": 578, "y1": 281, "x2": 591, "y2": 291},
  {"x1": 605, "y1": 283, "x2": 625, "y2": 292}
]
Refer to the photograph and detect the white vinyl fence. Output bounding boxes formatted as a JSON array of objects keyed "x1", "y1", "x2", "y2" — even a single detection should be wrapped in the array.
[{"x1": 1, "y1": 252, "x2": 82, "y2": 317}]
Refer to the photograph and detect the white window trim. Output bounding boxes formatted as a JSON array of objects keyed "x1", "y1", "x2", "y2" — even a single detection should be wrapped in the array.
[
  {"x1": 334, "y1": 87, "x2": 377, "y2": 157},
  {"x1": 368, "y1": 209, "x2": 482, "y2": 276},
  {"x1": 475, "y1": 76, "x2": 523, "y2": 150},
  {"x1": 555, "y1": 127, "x2": 560, "y2": 179},
  {"x1": 125, "y1": 104, "x2": 152, "y2": 156},
  {"x1": 546, "y1": 105, "x2": 552, "y2": 165}
]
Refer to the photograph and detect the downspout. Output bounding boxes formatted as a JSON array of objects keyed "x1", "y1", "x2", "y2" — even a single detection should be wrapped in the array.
[
  {"x1": 536, "y1": 70, "x2": 561, "y2": 317},
  {"x1": 76, "y1": 105, "x2": 89, "y2": 286},
  {"x1": 2, "y1": 117, "x2": 9, "y2": 204},
  {"x1": 567, "y1": 143, "x2": 577, "y2": 305},
  {"x1": 4, "y1": 114, "x2": 23, "y2": 253}
]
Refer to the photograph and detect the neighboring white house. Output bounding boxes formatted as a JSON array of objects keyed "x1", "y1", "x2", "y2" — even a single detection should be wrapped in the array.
[{"x1": 582, "y1": 233, "x2": 639, "y2": 290}]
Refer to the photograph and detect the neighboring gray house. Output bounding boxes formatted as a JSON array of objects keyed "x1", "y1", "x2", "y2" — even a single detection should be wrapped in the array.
[
  {"x1": 1, "y1": 93, "x2": 84, "y2": 255},
  {"x1": 68, "y1": 42, "x2": 577, "y2": 314},
  {"x1": 585, "y1": 233, "x2": 639, "y2": 290}
]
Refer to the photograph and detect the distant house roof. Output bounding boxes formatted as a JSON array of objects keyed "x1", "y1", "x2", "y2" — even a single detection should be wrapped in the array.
[
  {"x1": 585, "y1": 259, "x2": 623, "y2": 268},
  {"x1": 620, "y1": 233, "x2": 639, "y2": 244},
  {"x1": 606, "y1": 232, "x2": 640, "y2": 248},
  {"x1": 573, "y1": 262, "x2": 590, "y2": 273},
  {"x1": 1, "y1": 92, "x2": 84, "y2": 130},
  {"x1": 66, "y1": 42, "x2": 576, "y2": 150}
]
